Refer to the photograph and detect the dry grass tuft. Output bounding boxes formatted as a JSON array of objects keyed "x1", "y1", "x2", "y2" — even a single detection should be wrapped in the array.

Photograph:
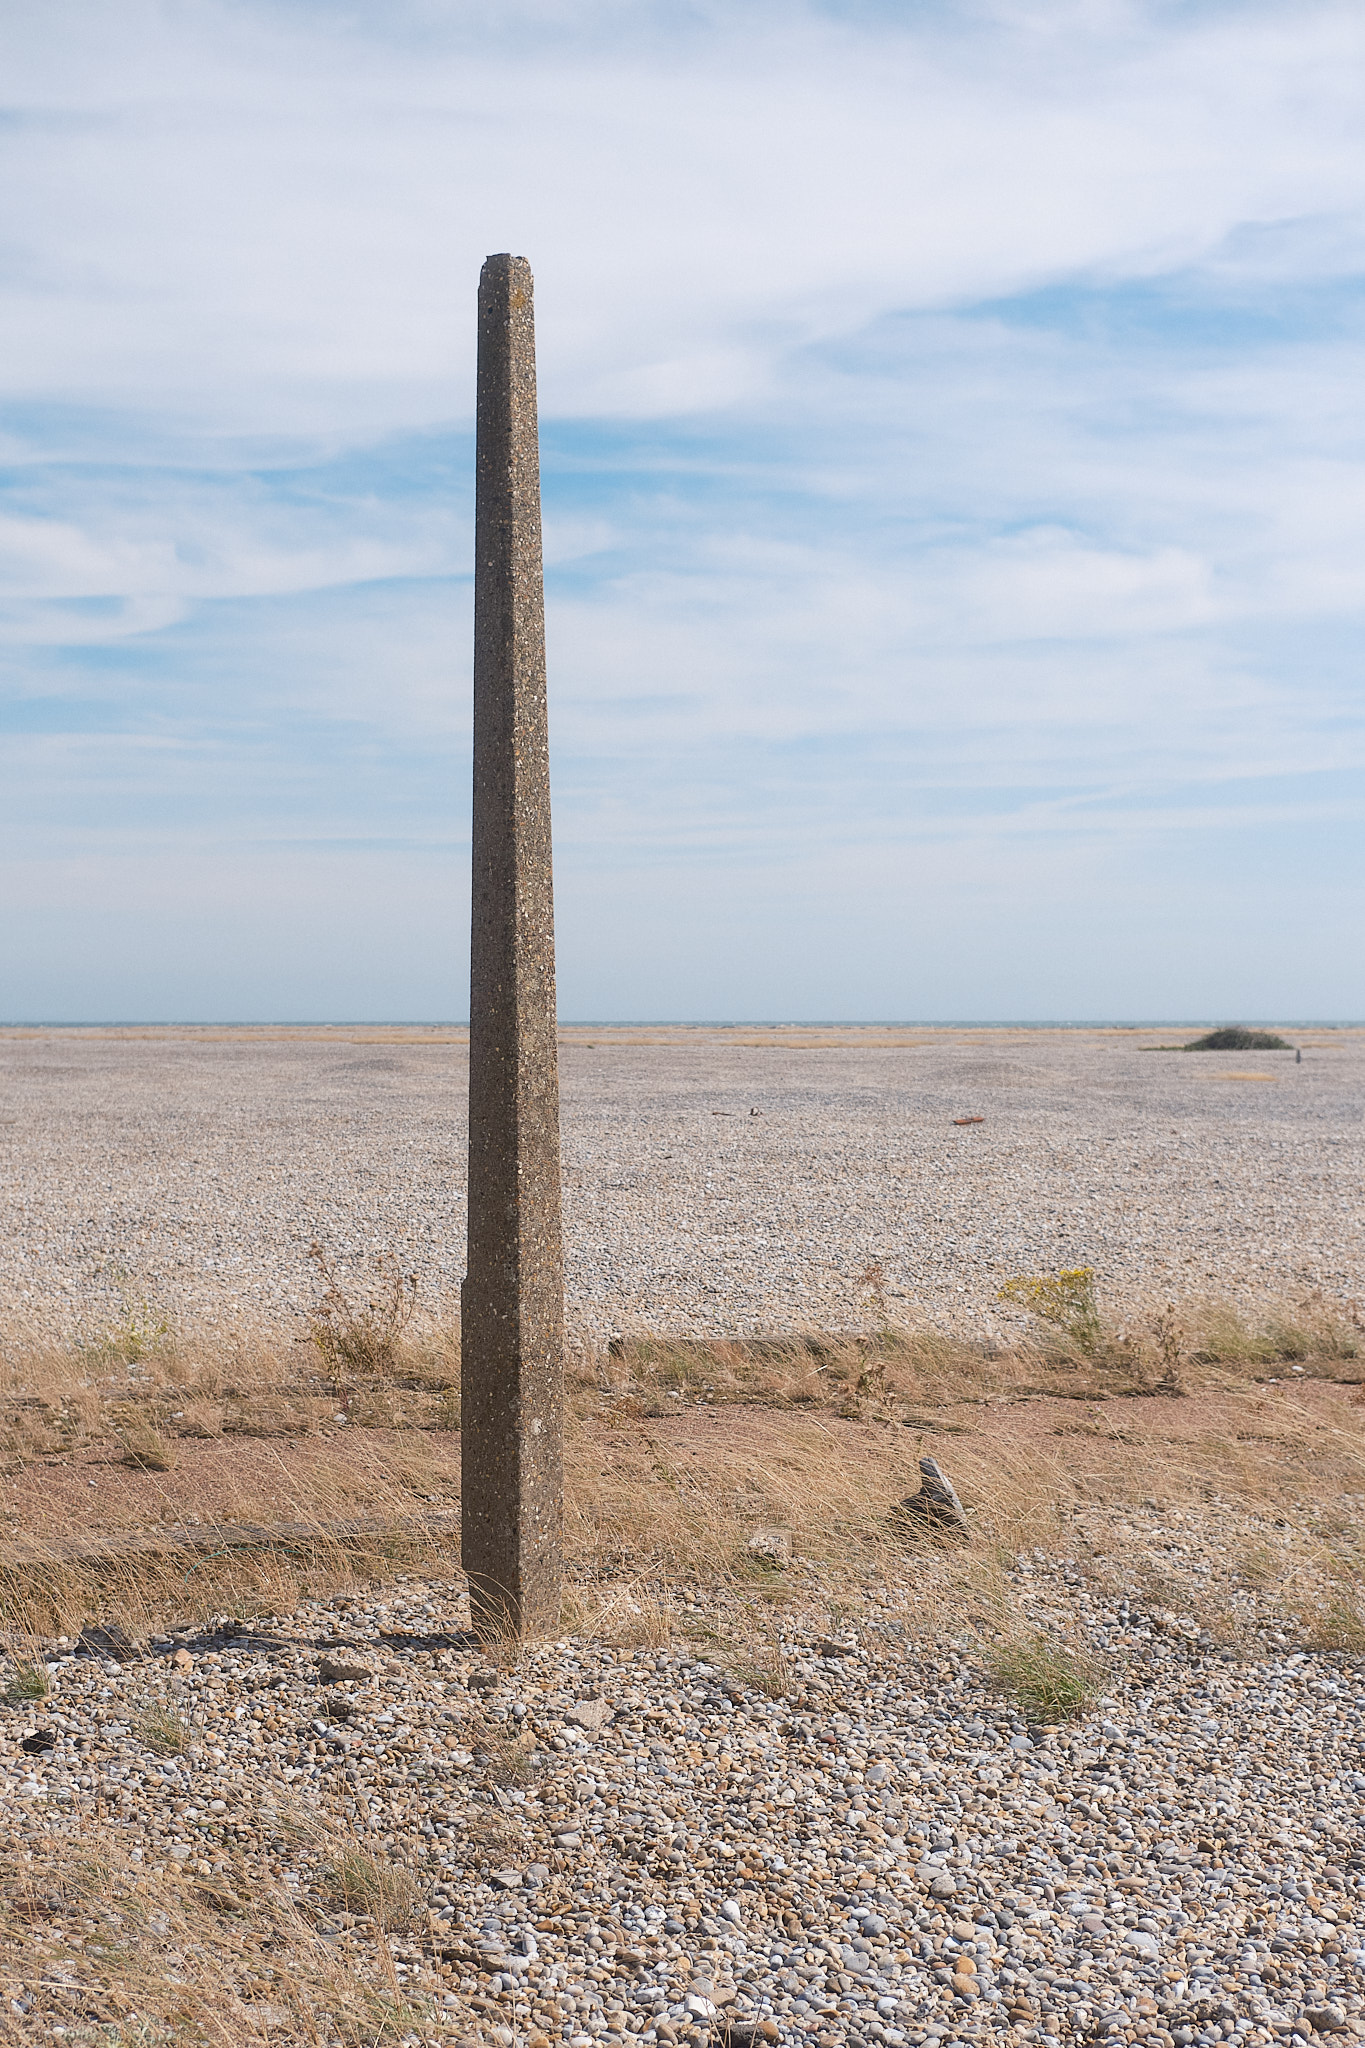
[
  {"x1": 324, "y1": 1843, "x2": 421, "y2": 1929},
  {"x1": 0, "y1": 1818, "x2": 445, "y2": 2043},
  {"x1": 564, "y1": 1402, "x2": 928, "y2": 1585},
  {"x1": 718, "y1": 1637, "x2": 795, "y2": 1700},
  {"x1": 174, "y1": 1395, "x2": 225, "y2": 1438},
  {"x1": 1310, "y1": 1595, "x2": 1365, "y2": 1653},
  {"x1": 113, "y1": 1413, "x2": 178, "y2": 1471},
  {"x1": 988, "y1": 1630, "x2": 1103, "y2": 1720},
  {"x1": 137, "y1": 1702, "x2": 190, "y2": 1755},
  {"x1": 603, "y1": 1325, "x2": 991, "y2": 1419},
  {"x1": 306, "y1": 1240, "x2": 419, "y2": 1379},
  {"x1": 457, "y1": 1714, "x2": 542, "y2": 1787},
  {"x1": 561, "y1": 1576, "x2": 680, "y2": 1647},
  {"x1": 1184, "y1": 1292, "x2": 1363, "y2": 1369}
]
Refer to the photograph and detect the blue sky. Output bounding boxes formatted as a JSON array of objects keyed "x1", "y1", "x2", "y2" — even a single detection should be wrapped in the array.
[{"x1": 2, "y1": 0, "x2": 1363, "y2": 1021}]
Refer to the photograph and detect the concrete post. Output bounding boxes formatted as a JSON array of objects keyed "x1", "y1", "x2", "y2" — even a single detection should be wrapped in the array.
[{"x1": 461, "y1": 254, "x2": 564, "y2": 1642}]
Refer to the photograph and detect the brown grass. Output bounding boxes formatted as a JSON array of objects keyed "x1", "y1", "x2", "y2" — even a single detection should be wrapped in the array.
[
  {"x1": 0, "y1": 1811, "x2": 453, "y2": 2044},
  {"x1": 136, "y1": 1703, "x2": 191, "y2": 1756},
  {"x1": 0, "y1": 1284, "x2": 1362, "y2": 1651},
  {"x1": 2, "y1": 1284, "x2": 1364, "y2": 2038},
  {"x1": 305, "y1": 1241, "x2": 420, "y2": 1381}
]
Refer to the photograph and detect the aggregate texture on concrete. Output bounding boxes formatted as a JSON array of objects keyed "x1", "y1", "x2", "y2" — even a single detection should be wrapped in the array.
[
  {"x1": 464, "y1": 249, "x2": 564, "y2": 1638},
  {"x1": 0, "y1": 1026, "x2": 1359, "y2": 1350}
]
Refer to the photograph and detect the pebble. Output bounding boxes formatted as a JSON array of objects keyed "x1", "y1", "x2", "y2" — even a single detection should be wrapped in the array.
[
  {"x1": 566, "y1": 1699, "x2": 610, "y2": 1734},
  {"x1": 3, "y1": 1562, "x2": 1364, "y2": 2044},
  {"x1": 1, "y1": 1029, "x2": 1358, "y2": 1345}
]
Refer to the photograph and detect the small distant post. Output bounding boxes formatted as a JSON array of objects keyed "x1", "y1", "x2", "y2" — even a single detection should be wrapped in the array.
[{"x1": 461, "y1": 254, "x2": 564, "y2": 1642}]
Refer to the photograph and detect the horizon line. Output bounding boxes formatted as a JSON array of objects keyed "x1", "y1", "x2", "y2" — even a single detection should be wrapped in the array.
[{"x1": 2, "y1": 1018, "x2": 1359, "y2": 1032}]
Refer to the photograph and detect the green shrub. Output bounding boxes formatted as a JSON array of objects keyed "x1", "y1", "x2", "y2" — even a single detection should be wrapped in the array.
[
  {"x1": 5, "y1": 1661, "x2": 50, "y2": 1702},
  {"x1": 1183, "y1": 1026, "x2": 1291, "y2": 1051},
  {"x1": 989, "y1": 1632, "x2": 1100, "y2": 1719}
]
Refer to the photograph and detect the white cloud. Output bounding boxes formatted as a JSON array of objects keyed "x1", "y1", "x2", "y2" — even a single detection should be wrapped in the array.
[
  {"x1": 0, "y1": 488, "x2": 463, "y2": 653},
  {"x1": 1, "y1": 0, "x2": 1363, "y2": 1017},
  {"x1": 1, "y1": 1, "x2": 1363, "y2": 430},
  {"x1": 0, "y1": 516, "x2": 178, "y2": 599},
  {"x1": 0, "y1": 595, "x2": 189, "y2": 646}
]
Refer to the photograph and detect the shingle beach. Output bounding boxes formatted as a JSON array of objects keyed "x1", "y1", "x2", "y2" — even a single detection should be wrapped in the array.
[
  {"x1": 3, "y1": 1023, "x2": 1364, "y2": 2047},
  {"x1": 7, "y1": 1567, "x2": 1365, "y2": 2047},
  {"x1": 0, "y1": 1025, "x2": 1359, "y2": 1348}
]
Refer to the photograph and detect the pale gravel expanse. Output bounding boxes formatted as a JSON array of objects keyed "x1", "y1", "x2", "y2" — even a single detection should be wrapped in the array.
[
  {"x1": 0, "y1": 1027, "x2": 1360, "y2": 1351},
  {"x1": 7, "y1": 1557, "x2": 1365, "y2": 2047}
]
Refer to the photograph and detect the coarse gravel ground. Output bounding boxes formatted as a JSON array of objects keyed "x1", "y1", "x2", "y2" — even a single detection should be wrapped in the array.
[
  {"x1": 4, "y1": 1022, "x2": 1363, "y2": 2047},
  {"x1": 1, "y1": 1025, "x2": 1360, "y2": 1350},
  {"x1": 4, "y1": 1552, "x2": 1364, "y2": 2048}
]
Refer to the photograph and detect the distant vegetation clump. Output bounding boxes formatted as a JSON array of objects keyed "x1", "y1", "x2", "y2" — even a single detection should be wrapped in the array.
[
  {"x1": 1184, "y1": 1026, "x2": 1292, "y2": 1052},
  {"x1": 997, "y1": 1266, "x2": 1102, "y2": 1355}
]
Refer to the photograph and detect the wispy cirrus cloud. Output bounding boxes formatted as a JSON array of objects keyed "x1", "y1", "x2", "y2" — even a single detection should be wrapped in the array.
[{"x1": 1, "y1": 0, "x2": 1362, "y2": 1019}]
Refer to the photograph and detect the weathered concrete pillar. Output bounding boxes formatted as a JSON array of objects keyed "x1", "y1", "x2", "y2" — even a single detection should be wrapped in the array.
[{"x1": 461, "y1": 254, "x2": 564, "y2": 1642}]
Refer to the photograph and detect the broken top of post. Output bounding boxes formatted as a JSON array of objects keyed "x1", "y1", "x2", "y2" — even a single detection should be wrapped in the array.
[{"x1": 461, "y1": 254, "x2": 565, "y2": 1642}]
